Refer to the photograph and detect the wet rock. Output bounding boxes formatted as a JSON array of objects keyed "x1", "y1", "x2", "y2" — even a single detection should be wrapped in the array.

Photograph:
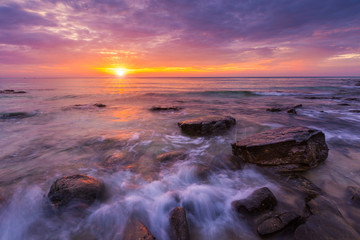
[
  {"x1": 169, "y1": 207, "x2": 190, "y2": 240},
  {"x1": 232, "y1": 187, "x2": 277, "y2": 214},
  {"x1": 193, "y1": 164, "x2": 211, "y2": 180},
  {"x1": 0, "y1": 112, "x2": 36, "y2": 119},
  {"x1": 349, "y1": 110, "x2": 360, "y2": 113},
  {"x1": 356, "y1": 82, "x2": 360, "y2": 86},
  {"x1": 266, "y1": 104, "x2": 302, "y2": 114},
  {"x1": 156, "y1": 150, "x2": 187, "y2": 162},
  {"x1": 48, "y1": 174, "x2": 104, "y2": 207},
  {"x1": 295, "y1": 196, "x2": 360, "y2": 240},
  {"x1": 123, "y1": 219, "x2": 155, "y2": 240},
  {"x1": 93, "y1": 103, "x2": 106, "y2": 108},
  {"x1": 286, "y1": 108, "x2": 297, "y2": 114},
  {"x1": 346, "y1": 186, "x2": 360, "y2": 207},
  {"x1": 257, "y1": 212, "x2": 300, "y2": 236},
  {"x1": 338, "y1": 103, "x2": 350, "y2": 106},
  {"x1": 0, "y1": 89, "x2": 26, "y2": 94},
  {"x1": 100, "y1": 150, "x2": 127, "y2": 168},
  {"x1": 282, "y1": 174, "x2": 322, "y2": 200},
  {"x1": 231, "y1": 127, "x2": 328, "y2": 171},
  {"x1": 178, "y1": 115, "x2": 236, "y2": 136},
  {"x1": 150, "y1": 106, "x2": 182, "y2": 111}
]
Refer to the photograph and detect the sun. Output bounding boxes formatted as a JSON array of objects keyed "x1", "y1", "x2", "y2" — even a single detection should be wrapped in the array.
[{"x1": 115, "y1": 68, "x2": 127, "y2": 76}]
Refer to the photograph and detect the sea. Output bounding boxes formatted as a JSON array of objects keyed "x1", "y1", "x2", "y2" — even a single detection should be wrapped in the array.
[{"x1": 0, "y1": 77, "x2": 360, "y2": 239}]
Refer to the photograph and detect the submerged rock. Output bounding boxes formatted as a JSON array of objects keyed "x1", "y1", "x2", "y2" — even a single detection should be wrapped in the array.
[
  {"x1": 231, "y1": 127, "x2": 328, "y2": 171},
  {"x1": 156, "y1": 150, "x2": 187, "y2": 162},
  {"x1": 257, "y1": 212, "x2": 300, "y2": 236},
  {"x1": 349, "y1": 110, "x2": 360, "y2": 113},
  {"x1": 178, "y1": 115, "x2": 236, "y2": 136},
  {"x1": 93, "y1": 103, "x2": 106, "y2": 108},
  {"x1": 48, "y1": 174, "x2": 104, "y2": 208},
  {"x1": 169, "y1": 207, "x2": 190, "y2": 240},
  {"x1": 282, "y1": 174, "x2": 322, "y2": 200},
  {"x1": 232, "y1": 187, "x2": 277, "y2": 214},
  {"x1": 0, "y1": 112, "x2": 36, "y2": 119},
  {"x1": 0, "y1": 89, "x2": 26, "y2": 94},
  {"x1": 346, "y1": 186, "x2": 360, "y2": 207},
  {"x1": 123, "y1": 219, "x2": 155, "y2": 240},
  {"x1": 267, "y1": 104, "x2": 302, "y2": 114},
  {"x1": 150, "y1": 106, "x2": 182, "y2": 111},
  {"x1": 294, "y1": 196, "x2": 360, "y2": 240}
]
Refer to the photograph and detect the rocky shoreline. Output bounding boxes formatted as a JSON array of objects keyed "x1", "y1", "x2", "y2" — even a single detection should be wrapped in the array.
[{"x1": 1, "y1": 94, "x2": 360, "y2": 239}]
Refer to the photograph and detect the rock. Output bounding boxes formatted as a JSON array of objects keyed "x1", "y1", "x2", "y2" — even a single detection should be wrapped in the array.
[
  {"x1": 294, "y1": 196, "x2": 360, "y2": 240},
  {"x1": 257, "y1": 212, "x2": 300, "y2": 236},
  {"x1": 349, "y1": 110, "x2": 360, "y2": 113},
  {"x1": 266, "y1": 104, "x2": 302, "y2": 114},
  {"x1": 232, "y1": 187, "x2": 277, "y2": 214},
  {"x1": 193, "y1": 164, "x2": 211, "y2": 180},
  {"x1": 347, "y1": 186, "x2": 360, "y2": 207},
  {"x1": 150, "y1": 106, "x2": 182, "y2": 111},
  {"x1": 169, "y1": 207, "x2": 190, "y2": 240},
  {"x1": 0, "y1": 89, "x2": 26, "y2": 94},
  {"x1": 123, "y1": 219, "x2": 155, "y2": 240},
  {"x1": 93, "y1": 103, "x2": 106, "y2": 108},
  {"x1": 0, "y1": 112, "x2": 36, "y2": 119},
  {"x1": 286, "y1": 108, "x2": 297, "y2": 114},
  {"x1": 355, "y1": 82, "x2": 360, "y2": 86},
  {"x1": 48, "y1": 174, "x2": 104, "y2": 207},
  {"x1": 282, "y1": 174, "x2": 322, "y2": 200},
  {"x1": 100, "y1": 150, "x2": 127, "y2": 168},
  {"x1": 156, "y1": 151, "x2": 187, "y2": 162},
  {"x1": 231, "y1": 127, "x2": 328, "y2": 171},
  {"x1": 338, "y1": 103, "x2": 350, "y2": 106},
  {"x1": 178, "y1": 115, "x2": 236, "y2": 136}
]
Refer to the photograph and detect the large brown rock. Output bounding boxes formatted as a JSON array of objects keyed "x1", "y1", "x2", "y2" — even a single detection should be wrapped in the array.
[
  {"x1": 48, "y1": 174, "x2": 104, "y2": 207},
  {"x1": 231, "y1": 127, "x2": 328, "y2": 171},
  {"x1": 169, "y1": 207, "x2": 190, "y2": 240},
  {"x1": 232, "y1": 187, "x2": 277, "y2": 214},
  {"x1": 178, "y1": 115, "x2": 236, "y2": 136}
]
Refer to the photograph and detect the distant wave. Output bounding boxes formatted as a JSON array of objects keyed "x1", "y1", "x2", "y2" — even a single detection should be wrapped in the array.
[{"x1": 186, "y1": 90, "x2": 258, "y2": 97}]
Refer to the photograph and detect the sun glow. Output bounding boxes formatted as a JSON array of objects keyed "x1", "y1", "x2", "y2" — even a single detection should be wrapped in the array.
[{"x1": 115, "y1": 68, "x2": 127, "y2": 76}]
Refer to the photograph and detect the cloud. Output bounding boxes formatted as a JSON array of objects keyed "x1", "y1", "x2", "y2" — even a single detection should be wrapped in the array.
[{"x1": 0, "y1": 0, "x2": 360, "y2": 76}]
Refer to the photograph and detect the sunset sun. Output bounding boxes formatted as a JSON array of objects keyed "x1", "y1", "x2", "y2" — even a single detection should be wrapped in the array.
[{"x1": 115, "y1": 68, "x2": 127, "y2": 76}]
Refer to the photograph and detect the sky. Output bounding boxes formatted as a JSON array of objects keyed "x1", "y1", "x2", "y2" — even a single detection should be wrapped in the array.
[{"x1": 0, "y1": 0, "x2": 360, "y2": 77}]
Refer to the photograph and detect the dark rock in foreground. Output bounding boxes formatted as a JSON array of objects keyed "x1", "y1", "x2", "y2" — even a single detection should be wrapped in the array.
[
  {"x1": 48, "y1": 174, "x2": 104, "y2": 207},
  {"x1": 123, "y1": 219, "x2": 155, "y2": 240},
  {"x1": 0, "y1": 89, "x2": 26, "y2": 94},
  {"x1": 257, "y1": 212, "x2": 300, "y2": 236},
  {"x1": 169, "y1": 207, "x2": 190, "y2": 240},
  {"x1": 0, "y1": 112, "x2": 36, "y2": 119},
  {"x1": 232, "y1": 127, "x2": 328, "y2": 171},
  {"x1": 178, "y1": 115, "x2": 236, "y2": 136},
  {"x1": 150, "y1": 106, "x2": 182, "y2": 111},
  {"x1": 232, "y1": 187, "x2": 277, "y2": 214},
  {"x1": 294, "y1": 196, "x2": 360, "y2": 240},
  {"x1": 347, "y1": 186, "x2": 360, "y2": 207}
]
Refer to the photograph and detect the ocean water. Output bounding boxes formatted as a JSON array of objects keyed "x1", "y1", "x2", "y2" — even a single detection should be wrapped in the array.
[{"x1": 0, "y1": 77, "x2": 360, "y2": 239}]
